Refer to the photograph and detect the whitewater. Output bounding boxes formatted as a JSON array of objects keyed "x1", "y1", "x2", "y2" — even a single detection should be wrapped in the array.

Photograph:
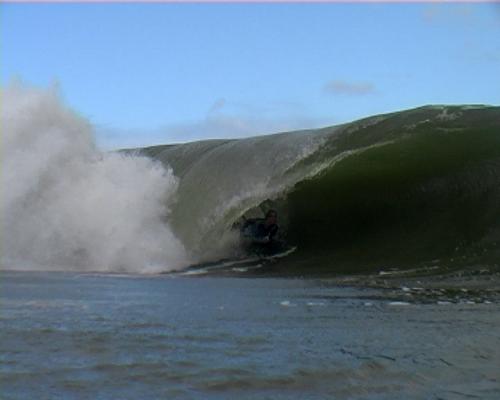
[{"x1": 2, "y1": 84, "x2": 187, "y2": 273}]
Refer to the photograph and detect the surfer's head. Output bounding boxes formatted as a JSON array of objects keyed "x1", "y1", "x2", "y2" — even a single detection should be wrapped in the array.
[{"x1": 265, "y1": 209, "x2": 278, "y2": 225}]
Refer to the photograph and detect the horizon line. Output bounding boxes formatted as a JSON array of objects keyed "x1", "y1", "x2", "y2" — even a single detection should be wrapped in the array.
[{"x1": 3, "y1": 0, "x2": 498, "y2": 4}]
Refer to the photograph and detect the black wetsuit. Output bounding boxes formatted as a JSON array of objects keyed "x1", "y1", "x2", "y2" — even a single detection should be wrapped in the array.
[
  {"x1": 254, "y1": 221, "x2": 278, "y2": 241},
  {"x1": 241, "y1": 218, "x2": 280, "y2": 254}
]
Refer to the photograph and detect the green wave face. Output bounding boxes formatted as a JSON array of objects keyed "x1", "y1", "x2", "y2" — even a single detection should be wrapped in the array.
[
  {"x1": 142, "y1": 106, "x2": 500, "y2": 273},
  {"x1": 277, "y1": 107, "x2": 500, "y2": 273},
  {"x1": 285, "y1": 132, "x2": 500, "y2": 272}
]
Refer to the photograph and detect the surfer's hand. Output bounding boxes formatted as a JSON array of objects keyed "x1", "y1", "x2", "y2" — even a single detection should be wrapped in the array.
[{"x1": 252, "y1": 236, "x2": 270, "y2": 244}]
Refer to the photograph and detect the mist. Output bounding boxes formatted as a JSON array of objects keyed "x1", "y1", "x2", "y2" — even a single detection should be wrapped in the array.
[{"x1": 1, "y1": 83, "x2": 188, "y2": 273}]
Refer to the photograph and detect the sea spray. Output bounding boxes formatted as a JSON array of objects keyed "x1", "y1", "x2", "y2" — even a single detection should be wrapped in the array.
[{"x1": 1, "y1": 83, "x2": 188, "y2": 272}]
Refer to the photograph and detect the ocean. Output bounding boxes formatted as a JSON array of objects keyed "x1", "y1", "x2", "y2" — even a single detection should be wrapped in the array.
[{"x1": 1, "y1": 271, "x2": 499, "y2": 399}]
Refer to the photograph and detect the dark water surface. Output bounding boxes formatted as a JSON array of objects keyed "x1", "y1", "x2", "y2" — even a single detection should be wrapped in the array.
[{"x1": 1, "y1": 271, "x2": 499, "y2": 399}]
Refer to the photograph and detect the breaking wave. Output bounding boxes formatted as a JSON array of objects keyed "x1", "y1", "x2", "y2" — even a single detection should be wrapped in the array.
[
  {"x1": 144, "y1": 105, "x2": 500, "y2": 272},
  {"x1": 4, "y1": 82, "x2": 499, "y2": 274}
]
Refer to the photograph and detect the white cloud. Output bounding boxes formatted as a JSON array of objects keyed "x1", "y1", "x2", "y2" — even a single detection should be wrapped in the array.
[
  {"x1": 324, "y1": 80, "x2": 375, "y2": 96},
  {"x1": 162, "y1": 114, "x2": 323, "y2": 143},
  {"x1": 95, "y1": 97, "x2": 334, "y2": 150},
  {"x1": 422, "y1": 4, "x2": 477, "y2": 25},
  {"x1": 97, "y1": 110, "x2": 330, "y2": 150}
]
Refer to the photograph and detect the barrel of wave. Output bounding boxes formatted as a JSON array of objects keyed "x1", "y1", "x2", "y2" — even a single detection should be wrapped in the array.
[{"x1": 146, "y1": 128, "x2": 335, "y2": 262}]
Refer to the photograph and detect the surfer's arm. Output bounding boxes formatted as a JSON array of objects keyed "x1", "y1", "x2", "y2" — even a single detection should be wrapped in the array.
[
  {"x1": 252, "y1": 236, "x2": 270, "y2": 244},
  {"x1": 268, "y1": 225, "x2": 279, "y2": 240}
]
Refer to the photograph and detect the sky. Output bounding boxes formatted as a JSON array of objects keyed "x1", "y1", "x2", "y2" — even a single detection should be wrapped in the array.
[{"x1": 2, "y1": 2, "x2": 500, "y2": 149}]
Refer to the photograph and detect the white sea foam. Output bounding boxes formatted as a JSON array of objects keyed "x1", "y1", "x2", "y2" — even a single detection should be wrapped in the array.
[
  {"x1": 280, "y1": 300, "x2": 297, "y2": 307},
  {"x1": 388, "y1": 302, "x2": 411, "y2": 306},
  {"x1": 1, "y1": 83, "x2": 188, "y2": 273}
]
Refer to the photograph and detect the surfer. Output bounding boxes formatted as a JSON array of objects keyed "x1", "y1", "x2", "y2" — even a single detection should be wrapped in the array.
[{"x1": 240, "y1": 209, "x2": 281, "y2": 255}]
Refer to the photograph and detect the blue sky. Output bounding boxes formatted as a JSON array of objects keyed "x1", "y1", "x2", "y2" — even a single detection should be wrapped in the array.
[{"x1": 3, "y1": 2, "x2": 500, "y2": 149}]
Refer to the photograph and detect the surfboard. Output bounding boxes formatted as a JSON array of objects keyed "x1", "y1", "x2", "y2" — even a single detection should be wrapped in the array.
[{"x1": 175, "y1": 246, "x2": 297, "y2": 276}]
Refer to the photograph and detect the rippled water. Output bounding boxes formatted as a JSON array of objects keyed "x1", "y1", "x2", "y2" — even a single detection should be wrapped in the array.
[{"x1": 1, "y1": 271, "x2": 499, "y2": 399}]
